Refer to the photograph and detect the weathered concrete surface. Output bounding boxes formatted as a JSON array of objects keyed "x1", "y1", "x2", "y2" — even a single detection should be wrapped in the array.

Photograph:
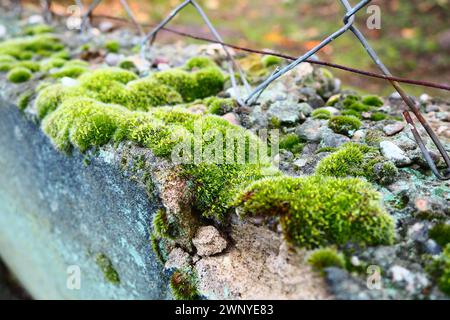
[{"x1": 0, "y1": 97, "x2": 171, "y2": 299}]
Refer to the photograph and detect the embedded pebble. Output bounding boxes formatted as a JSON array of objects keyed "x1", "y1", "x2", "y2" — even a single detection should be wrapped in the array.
[
  {"x1": 192, "y1": 226, "x2": 227, "y2": 257},
  {"x1": 383, "y1": 122, "x2": 405, "y2": 136},
  {"x1": 380, "y1": 141, "x2": 412, "y2": 166}
]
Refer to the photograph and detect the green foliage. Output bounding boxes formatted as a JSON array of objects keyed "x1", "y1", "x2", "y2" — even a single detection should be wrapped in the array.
[
  {"x1": 118, "y1": 60, "x2": 137, "y2": 71},
  {"x1": 203, "y1": 97, "x2": 235, "y2": 115},
  {"x1": 261, "y1": 55, "x2": 283, "y2": 68},
  {"x1": 346, "y1": 101, "x2": 370, "y2": 112},
  {"x1": 427, "y1": 244, "x2": 450, "y2": 296},
  {"x1": 362, "y1": 95, "x2": 384, "y2": 107},
  {"x1": 312, "y1": 108, "x2": 332, "y2": 120},
  {"x1": 328, "y1": 115, "x2": 362, "y2": 136},
  {"x1": 308, "y1": 248, "x2": 346, "y2": 272},
  {"x1": 23, "y1": 24, "x2": 54, "y2": 35},
  {"x1": 279, "y1": 134, "x2": 304, "y2": 154},
  {"x1": 95, "y1": 253, "x2": 120, "y2": 285},
  {"x1": 234, "y1": 175, "x2": 395, "y2": 249},
  {"x1": 170, "y1": 270, "x2": 200, "y2": 300},
  {"x1": 41, "y1": 57, "x2": 67, "y2": 71},
  {"x1": 365, "y1": 129, "x2": 384, "y2": 147},
  {"x1": 153, "y1": 208, "x2": 174, "y2": 239},
  {"x1": 0, "y1": 34, "x2": 63, "y2": 59},
  {"x1": 17, "y1": 90, "x2": 34, "y2": 111},
  {"x1": 316, "y1": 146, "x2": 337, "y2": 154},
  {"x1": 105, "y1": 40, "x2": 120, "y2": 53},
  {"x1": 7, "y1": 67, "x2": 32, "y2": 83},
  {"x1": 429, "y1": 224, "x2": 450, "y2": 248},
  {"x1": 50, "y1": 65, "x2": 88, "y2": 78},
  {"x1": 15, "y1": 60, "x2": 40, "y2": 72},
  {"x1": 184, "y1": 56, "x2": 217, "y2": 70},
  {"x1": 341, "y1": 109, "x2": 362, "y2": 119},
  {"x1": 316, "y1": 143, "x2": 397, "y2": 185},
  {"x1": 371, "y1": 112, "x2": 387, "y2": 121}
]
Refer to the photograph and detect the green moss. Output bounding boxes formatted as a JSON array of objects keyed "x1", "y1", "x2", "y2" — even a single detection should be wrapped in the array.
[
  {"x1": 341, "y1": 94, "x2": 361, "y2": 108},
  {"x1": 50, "y1": 65, "x2": 88, "y2": 78},
  {"x1": 365, "y1": 129, "x2": 384, "y2": 147},
  {"x1": 118, "y1": 60, "x2": 137, "y2": 71},
  {"x1": 41, "y1": 57, "x2": 67, "y2": 71},
  {"x1": 234, "y1": 175, "x2": 395, "y2": 249},
  {"x1": 371, "y1": 112, "x2": 387, "y2": 121},
  {"x1": 328, "y1": 115, "x2": 362, "y2": 136},
  {"x1": 0, "y1": 62, "x2": 13, "y2": 72},
  {"x1": 362, "y1": 95, "x2": 384, "y2": 107},
  {"x1": 312, "y1": 108, "x2": 332, "y2": 120},
  {"x1": 127, "y1": 77, "x2": 183, "y2": 110},
  {"x1": 308, "y1": 248, "x2": 346, "y2": 272},
  {"x1": 316, "y1": 146, "x2": 338, "y2": 154},
  {"x1": 153, "y1": 208, "x2": 174, "y2": 239},
  {"x1": 23, "y1": 24, "x2": 54, "y2": 35},
  {"x1": 184, "y1": 56, "x2": 217, "y2": 70},
  {"x1": 0, "y1": 35, "x2": 63, "y2": 59},
  {"x1": 429, "y1": 224, "x2": 450, "y2": 248},
  {"x1": 17, "y1": 90, "x2": 34, "y2": 111},
  {"x1": 346, "y1": 101, "x2": 370, "y2": 112},
  {"x1": 316, "y1": 143, "x2": 396, "y2": 184},
  {"x1": 0, "y1": 54, "x2": 16, "y2": 64},
  {"x1": 279, "y1": 134, "x2": 304, "y2": 154},
  {"x1": 15, "y1": 60, "x2": 40, "y2": 72},
  {"x1": 7, "y1": 67, "x2": 32, "y2": 83},
  {"x1": 203, "y1": 97, "x2": 235, "y2": 115},
  {"x1": 261, "y1": 55, "x2": 283, "y2": 68},
  {"x1": 326, "y1": 94, "x2": 341, "y2": 106},
  {"x1": 427, "y1": 244, "x2": 450, "y2": 295},
  {"x1": 105, "y1": 40, "x2": 120, "y2": 53},
  {"x1": 95, "y1": 253, "x2": 120, "y2": 285},
  {"x1": 341, "y1": 109, "x2": 362, "y2": 119},
  {"x1": 170, "y1": 270, "x2": 200, "y2": 300},
  {"x1": 51, "y1": 50, "x2": 71, "y2": 60}
]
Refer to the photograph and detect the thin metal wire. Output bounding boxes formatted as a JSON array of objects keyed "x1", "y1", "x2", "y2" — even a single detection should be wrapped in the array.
[
  {"x1": 51, "y1": 11, "x2": 450, "y2": 92},
  {"x1": 245, "y1": 0, "x2": 371, "y2": 105},
  {"x1": 339, "y1": 0, "x2": 449, "y2": 180},
  {"x1": 139, "y1": 0, "x2": 251, "y2": 105}
]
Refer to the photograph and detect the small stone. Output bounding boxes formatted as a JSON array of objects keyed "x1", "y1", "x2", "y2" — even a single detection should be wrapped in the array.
[
  {"x1": 192, "y1": 226, "x2": 227, "y2": 257},
  {"x1": 350, "y1": 256, "x2": 361, "y2": 267},
  {"x1": 390, "y1": 265, "x2": 413, "y2": 284},
  {"x1": 164, "y1": 248, "x2": 192, "y2": 270},
  {"x1": 415, "y1": 198, "x2": 429, "y2": 213},
  {"x1": 322, "y1": 106, "x2": 340, "y2": 116},
  {"x1": 267, "y1": 101, "x2": 312, "y2": 125},
  {"x1": 157, "y1": 63, "x2": 171, "y2": 71},
  {"x1": 187, "y1": 104, "x2": 207, "y2": 115},
  {"x1": 98, "y1": 21, "x2": 115, "y2": 33},
  {"x1": 61, "y1": 77, "x2": 79, "y2": 87},
  {"x1": 293, "y1": 158, "x2": 308, "y2": 169},
  {"x1": 425, "y1": 104, "x2": 439, "y2": 113},
  {"x1": 389, "y1": 92, "x2": 402, "y2": 100},
  {"x1": 105, "y1": 53, "x2": 121, "y2": 66},
  {"x1": 424, "y1": 239, "x2": 441, "y2": 255},
  {"x1": 0, "y1": 25, "x2": 6, "y2": 39},
  {"x1": 383, "y1": 122, "x2": 405, "y2": 136},
  {"x1": 407, "y1": 222, "x2": 429, "y2": 243},
  {"x1": 295, "y1": 62, "x2": 314, "y2": 79},
  {"x1": 380, "y1": 141, "x2": 412, "y2": 166},
  {"x1": 296, "y1": 119, "x2": 326, "y2": 142},
  {"x1": 28, "y1": 15, "x2": 45, "y2": 25},
  {"x1": 419, "y1": 94, "x2": 431, "y2": 104},
  {"x1": 352, "y1": 130, "x2": 366, "y2": 142},
  {"x1": 222, "y1": 113, "x2": 240, "y2": 126},
  {"x1": 320, "y1": 132, "x2": 350, "y2": 148}
]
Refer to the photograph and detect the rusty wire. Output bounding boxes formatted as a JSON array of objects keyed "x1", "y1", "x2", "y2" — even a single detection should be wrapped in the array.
[{"x1": 14, "y1": 0, "x2": 450, "y2": 179}]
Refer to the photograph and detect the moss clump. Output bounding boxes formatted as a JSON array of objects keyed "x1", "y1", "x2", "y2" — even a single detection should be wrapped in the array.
[
  {"x1": 261, "y1": 55, "x2": 283, "y2": 68},
  {"x1": 234, "y1": 175, "x2": 395, "y2": 248},
  {"x1": 105, "y1": 40, "x2": 120, "y2": 53},
  {"x1": 153, "y1": 208, "x2": 174, "y2": 239},
  {"x1": 427, "y1": 244, "x2": 450, "y2": 295},
  {"x1": 341, "y1": 94, "x2": 361, "y2": 108},
  {"x1": 170, "y1": 270, "x2": 200, "y2": 300},
  {"x1": 184, "y1": 56, "x2": 217, "y2": 70},
  {"x1": 365, "y1": 129, "x2": 384, "y2": 147},
  {"x1": 328, "y1": 115, "x2": 362, "y2": 136},
  {"x1": 41, "y1": 57, "x2": 67, "y2": 71},
  {"x1": 345, "y1": 101, "x2": 370, "y2": 112},
  {"x1": 7, "y1": 67, "x2": 32, "y2": 83},
  {"x1": 316, "y1": 143, "x2": 397, "y2": 184},
  {"x1": 15, "y1": 60, "x2": 40, "y2": 72},
  {"x1": 308, "y1": 248, "x2": 346, "y2": 272},
  {"x1": 279, "y1": 134, "x2": 304, "y2": 154},
  {"x1": 429, "y1": 224, "x2": 450, "y2": 248},
  {"x1": 50, "y1": 65, "x2": 88, "y2": 78},
  {"x1": 0, "y1": 34, "x2": 63, "y2": 60},
  {"x1": 371, "y1": 112, "x2": 387, "y2": 121},
  {"x1": 95, "y1": 253, "x2": 120, "y2": 285},
  {"x1": 341, "y1": 109, "x2": 362, "y2": 119},
  {"x1": 23, "y1": 24, "x2": 54, "y2": 35},
  {"x1": 17, "y1": 90, "x2": 34, "y2": 111},
  {"x1": 312, "y1": 108, "x2": 332, "y2": 120},
  {"x1": 203, "y1": 97, "x2": 235, "y2": 115},
  {"x1": 362, "y1": 95, "x2": 384, "y2": 107},
  {"x1": 316, "y1": 146, "x2": 338, "y2": 154},
  {"x1": 118, "y1": 60, "x2": 137, "y2": 71}
]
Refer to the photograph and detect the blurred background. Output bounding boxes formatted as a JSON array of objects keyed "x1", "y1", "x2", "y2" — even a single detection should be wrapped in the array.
[{"x1": 10, "y1": 0, "x2": 450, "y2": 97}]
